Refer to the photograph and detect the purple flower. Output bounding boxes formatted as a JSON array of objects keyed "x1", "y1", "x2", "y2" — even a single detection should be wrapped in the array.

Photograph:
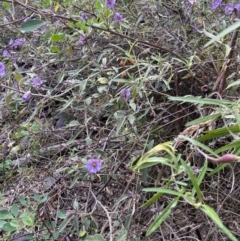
[
  {"x1": 188, "y1": 0, "x2": 196, "y2": 4},
  {"x1": 9, "y1": 38, "x2": 26, "y2": 50},
  {"x1": 78, "y1": 36, "x2": 85, "y2": 45},
  {"x1": 211, "y1": 0, "x2": 222, "y2": 10},
  {"x1": 32, "y1": 77, "x2": 43, "y2": 86},
  {"x1": 120, "y1": 88, "x2": 131, "y2": 102},
  {"x1": 3, "y1": 49, "x2": 9, "y2": 57},
  {"x1": 225, "y1": 3, "x2": 234, "y2": 14},
  {"x1": 22, "y1": 91, "x2": 31, "y2": 102},
  {"x1": 114, "y1": 13, "x2": 123, "y2": 22},
  {"x1": 0, "y1": 62, "x2": 6, "y2": 78},
  {"x1": 23, "y1": 17, "x2": 30, "y2": 22},
  {"x1": 106, "y1": 0, "x2": 115, "y2": 9},
  {"x1": 235, "y1": 3, "x2": 240, "y2": 12},
  {"x1": 186, "y1": 5, "x2": 192, "y2": 13},
  {"x1": 86, "y1": 159, "x2": 102, "y2": 173},
  {"x1": 80, "y1": 13, "x2": 87, "y2": 20}
]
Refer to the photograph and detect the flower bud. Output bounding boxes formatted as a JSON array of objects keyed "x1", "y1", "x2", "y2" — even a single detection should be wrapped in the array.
[{"x1": 216, "y1": 154, "x2": 239, "y2": 163}]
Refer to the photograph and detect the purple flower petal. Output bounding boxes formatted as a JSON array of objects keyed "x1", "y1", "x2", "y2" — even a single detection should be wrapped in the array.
[
  {"x1": 22, "y1": 91, "x2": 31, "y2": 102},
  {"x1": 23, "y1": 17, "x2": 30, "y2": 22},
  {"x1": 78, "y1": 36, "x2": 85, "y2": 45},
  {"x1": 120, "y1": 88, "x2": 131, "y2": 102},
  {"x1": 32, "y1": 77, "x2": 43, "y2": 86},
  {"x1": 225, "y1": 3, "x2": 234, "y2": 15},
  {"x1": 188, "y1": 0, "x2": 196, "y2": 4},
  {"x1": 114, "y1": 13, "x2": 123, "y2": 22},
  {"x1": 9, "y1": 38, "x2": 26, "y2": 50},
  {"x1": 0, "y1": 62, "x2": 6, "y2": 78},
  {"x1": 106, "y1": 0, "x2": 115, "y2": 9},
  {"x1": 86, "y1": 159, "x2": 102, "y2": 173},
  {"x1": 80, "y1": 13, "x2": 87, "y2": 20},
  {"x1": 235, "y1": 3, "x2": 240, "y2": 12},
  {"x1": 211, "y1": 0, "x2": 222, "y2": 10},
  {"x1": 3, "y1": 49, "x2": 10, "y2": 57}
]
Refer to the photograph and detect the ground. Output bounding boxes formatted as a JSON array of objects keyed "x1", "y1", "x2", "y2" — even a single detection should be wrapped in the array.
[{"x1": 0, "y1": 0, "x2": 240, "y2": 240}]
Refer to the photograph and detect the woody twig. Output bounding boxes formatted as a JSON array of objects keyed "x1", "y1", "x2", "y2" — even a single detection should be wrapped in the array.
[{"x1": 213, "y1": 7, "x2": 240, "y2": 94}]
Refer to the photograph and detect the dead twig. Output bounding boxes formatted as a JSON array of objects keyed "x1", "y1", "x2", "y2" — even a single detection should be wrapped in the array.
[{"x1": 213, "y1": 7, "x2": 240, "y2": 94}]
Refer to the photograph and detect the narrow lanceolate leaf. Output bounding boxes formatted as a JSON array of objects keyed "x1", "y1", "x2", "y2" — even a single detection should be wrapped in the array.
[
  {"x1": 132, "y1": 142, "x2": 175, "y2": 170},
  {"x1": 142, "y1": 181, "x2": 172, "y2": 208},
  {"x1": 178, "y1": 135, "x2": 218, "y2": 157},
  {"x1": 200, "y1": 204, "x2": 238, "y2": 241},
  {"x1": 185, "y1": 113, "x2": 221, "y2": 127},
  {"x1": 132, "y1": 156, "x2": 174, "y2": 170},
  {"x1": 20, "y1": 19, "x2": 46, "y2": 32},
  {"x1": 197, "y1": 125, "x2": 240, "y2": 142},
  {"x1": 204, "y1": 20, "x2": 240, "y2": 48},
  {"x1": 146, "y1": 197, "x2": 179, "y2": 237},
  {"x1": 142, "y1": 188, "x2": 185, "y2": 198},
  {"x1": 168, "y1": 96, "x2": 232, "y2": 107},
  {"x1": 181, "y1": 159, "x2": 202, "y2": 203}
]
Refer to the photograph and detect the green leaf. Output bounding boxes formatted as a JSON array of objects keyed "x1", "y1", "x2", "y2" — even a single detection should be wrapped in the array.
[
  {"x1": 33, "y1": 193, "x2": 41, "y2": 202},
  {"x1": 142, "y1": 188, "x2": 185, "y2": 198},
  {"x1": 196, "y1": 160, "x2": 208, "y2": 187},
  {"x1": 84, "y1": 234, "x2": 105, "y2": 241},
  {"x1": 133, "y1": 156, "x2": 173, "y2": 170},
  {"x1": 50, "y1": 46, "x2": 60, "y2": 53},
  {"x1": 168, "y1": 96, "x2": 232, "y2": 107},
  {"x1": 73, "y1": 199, "x2": 78, "y2": 210},
  {"x1": 43, "y1": 29, "x2": 53, "y2": 42},
  {"x1": 79, "y1": 230, "x2": 86, "y2": 237},
  {"x1": 226, "y1": 79, "x2": 240, "y2": 90},
  {"x1": 11, "y1": 204, "x2": 19, "y2": 218},
  {"x1": 116, "y1": 116, "x2": 126, "y2": 134},
  {"x1": 197, "y1": 125, "x2": 240, "y2": 142},
  {"x1": 13, "y1": 72, "x2": 23, "y2": 82},
  {"x1": 10, "y1": 220, "x2": 20, "y2": 228},
  {"x1": 51, "y1": 34, "x2": 64, "y2": 42},
  {"x1": 132, "y1": 142, "x2": 175, "y2": 170},
  {"x1": 146, "y1": 197, "x2": 179, "y2": 236},
  {"x1": 57, "y1": 210, "x2": 67, "y2": 219},
  {"x1": 215, "y1": 139, "x2": 240, "y2": 154},
  {"x1": 94, "y1": 0, "x2": 102, "y2": 10},
  {"x1": 142, "y1": 192, "x2": 164, "y2": 208},
  {"x1": 22, "y1": 216, "x2": 34, "y2": 227},
  {"x1": 86, "y1": 136, "x2": 92, "y2": 146},
  {"x1": 129, "y1": 102, "x2": 136, "y2": 111},
  {"x1": 66, "y1": 120, "x2": 80, "y2": 128},
  {"x1": 97, "y1": 77, "x2": 108, "y2": 84},
  {"x1": 204, "y1": 20, "x2": 240, "y2": 48},
  {"x1": 53, "y1": 231, "x2": 59, "y2": 240},
  {"x1": 0, "y1": 210, "x2": 14, "y2": 219},
  {"x1": 127, "y1": 114, "x2": 135, "y2": 125},
  {"x1": 181, "y1": 159, "x2": 202, "y2": 203},
  {"x1": 178, "y1": 135, "x2": 219, "y2": 159},
  {"x1": 20, "y1": 19, "x2": 46, "y2": 32},
  {"x1": 0, "y1": 220, "x2": 7, "y2": 228},
  {"x1": 185, "y1": 113, "x2": 221, "y2": 127},
  {"x1": 200, "y1": 204, "x2": 238, "y2": 241},
  {"x1": 58, "y1": 216, "x2": 74, "y2": 233},
  {"x1": 18, "y1": 196, "x2": 26, "y2": 205},
  {"x1": 2, "y1": 223, "x2": 17, "y2": 232},
  {"x1": 142, "y1": 181, "x2": 174, "y2": 207},
  {"x1": 85, "y1": 97, "x2": 92, "y2": 105},
  {"x1": 208, "y1": 163, "x2": 228, "y2": 176},
  {"x1": 115, "y1": 229, "x2": 127, "y2": 241}
]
